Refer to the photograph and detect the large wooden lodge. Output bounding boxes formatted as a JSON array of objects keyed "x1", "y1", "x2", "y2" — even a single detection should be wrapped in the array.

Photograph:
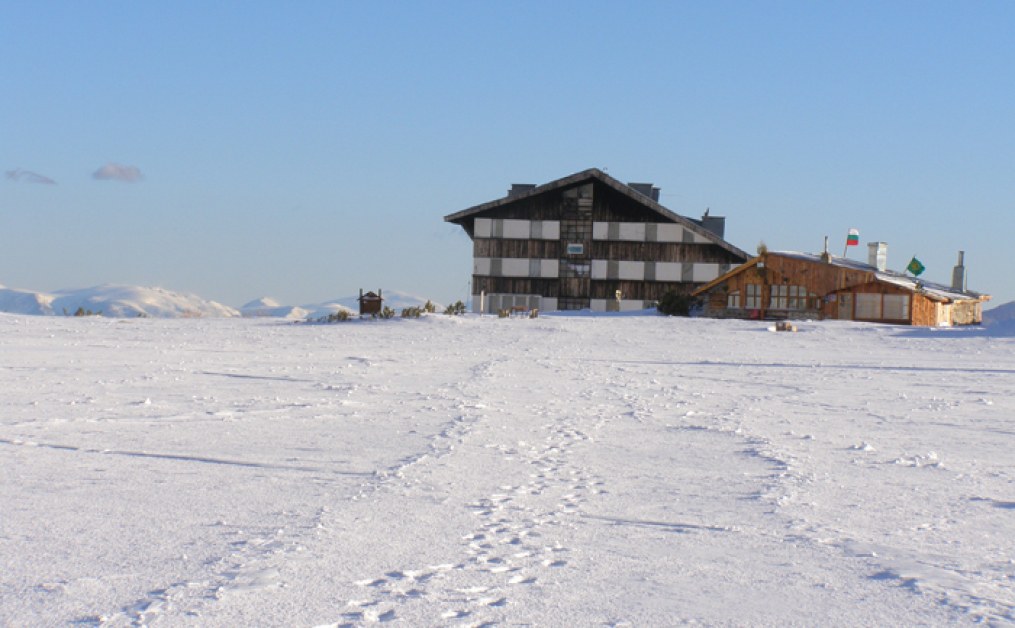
[
  {"x1": 692, "y1": 245, "x2": 989, "y2": 326},
  {"x1": 444, "y1": 168, "x2": 749, "y2": 313}
]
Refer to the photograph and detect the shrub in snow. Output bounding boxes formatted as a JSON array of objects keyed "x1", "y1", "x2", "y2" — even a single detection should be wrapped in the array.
[
  {"x1": 378, "y1": 306, "x2": 396, "y2": 319},
  {"x1": 68, "y1": 307, "x2": 102, "y2": 317},
  {"x1": 444, "y1": 300, "x2": 466, "y2": 316},
  {"x1": 401, "y1": 306, "x2": 423, "y2": 319},
  {"x1": 319, "y1": 310, "x2": 350, "y2": 323},
  {"x1": 657, "y1": 292, "x2": 696, "y2": 317},
  {"x1": 423, "y1": 300, "x2": 437, "y2": 314}
]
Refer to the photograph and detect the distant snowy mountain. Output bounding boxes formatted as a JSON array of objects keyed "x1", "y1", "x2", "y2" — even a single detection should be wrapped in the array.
[
  {"x1": 0, "y1": 286, "x2": 51, "y2": 316},
  {"x1": 0, "y1": 283, "x2": 443, "y2": 320},
  {"x1": 984, "y1": 300, "x2": 1015, "y2": 325},
  {"x1": 0, "y1": 284, "x2": 238, "y2": 318},
  {"x1": 240, "y1": 297, "x2": 311, "y2": 320},
  {"x1": 983, "y1": 300, "x2": 1015, "y2": 335}
]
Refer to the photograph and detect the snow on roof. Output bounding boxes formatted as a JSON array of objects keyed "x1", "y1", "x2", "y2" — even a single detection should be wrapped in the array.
[{"x1": 772, "y1": 251, "x2": 986, "y2": 302}]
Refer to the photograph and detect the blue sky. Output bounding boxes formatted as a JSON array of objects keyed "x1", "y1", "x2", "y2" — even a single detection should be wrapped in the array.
[{"x1": 3, "y1": 2, "x2": 1013, "y2": 307}]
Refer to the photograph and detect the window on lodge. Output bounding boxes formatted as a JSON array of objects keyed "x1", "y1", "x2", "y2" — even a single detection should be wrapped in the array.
[
  {"x1": 854, "y1": 293, "x2": 910, "y2": 320},
  {"x1": 855, "y1": 293, "x2": 882, "y2": 319},
  {"x1": 883, "y1": 294, "x2": 910, "y2": 320},
  {"x1": 726, "y1": 290, "x2": 741, "y2": 309},
  {"x1": 769, "y1": 285, "x2": 816, "y2": 310},
  {"x1": 745, "y1": 284, "x2": 761, "y2": 309}
]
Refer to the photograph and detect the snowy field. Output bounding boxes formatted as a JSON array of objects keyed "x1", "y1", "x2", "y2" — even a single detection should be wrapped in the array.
[{"x1": 2, "y1": 312, "x2": 1014, "y2": 626}]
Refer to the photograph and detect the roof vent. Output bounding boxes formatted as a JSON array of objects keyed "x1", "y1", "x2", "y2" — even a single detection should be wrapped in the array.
[
  {"x1": 508, "y1": 183, "x2": 536, "y2": 198},
  {"x1": 627, "y1": 182, "x2": 660, "y2": 202}
]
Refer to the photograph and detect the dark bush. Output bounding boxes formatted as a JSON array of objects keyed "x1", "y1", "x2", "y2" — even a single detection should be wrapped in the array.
[{"x1": 657, "y1": 292, "x2": 696, "y2": 317}]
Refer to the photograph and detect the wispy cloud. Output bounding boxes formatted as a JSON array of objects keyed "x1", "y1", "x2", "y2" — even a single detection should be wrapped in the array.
[
  {"x1": 93, "y1": 162, "x2": 143, "y2": 183},
  {"x1": 5, "y1": 169, "x2": 57, "y2": 185}
]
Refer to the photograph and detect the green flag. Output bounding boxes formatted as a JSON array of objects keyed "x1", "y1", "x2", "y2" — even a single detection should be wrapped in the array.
[{"x1": 907, "y1": 256, "x2": 925, "y2": 276}]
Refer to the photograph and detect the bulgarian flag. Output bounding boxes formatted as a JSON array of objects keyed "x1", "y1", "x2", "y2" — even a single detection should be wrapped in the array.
[{"x1": 846, "y1": 228, "x2": 860, "y2": 246}]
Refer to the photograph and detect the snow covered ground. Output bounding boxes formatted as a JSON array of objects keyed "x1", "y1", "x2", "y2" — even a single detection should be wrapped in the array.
[{"x1": 1, "y1": 312, "x2": 1013, "y2": 626}]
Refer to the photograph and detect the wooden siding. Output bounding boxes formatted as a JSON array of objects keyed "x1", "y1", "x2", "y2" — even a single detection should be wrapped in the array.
[
  {"x1": 590, "y1": 281, "x2": 696, "y2": 301},
  {"x1": 590, "y1": 184, "x2": 669, "y2": 222},
  {"x1": 473, "y1": 277, "x2": 561, "y2": 297},
  {"x1": 474, "y1": 239, "x2": 562, "y2": 259},
  {"x1": 474, "y1": 240, "x2": 739, "y2": 265},
  {"x1": 911, "y1": 294, "x2": 938, "y2": 326},
  {"x1": 591, "y1": 241, "x2": 740, "y2": 264}
]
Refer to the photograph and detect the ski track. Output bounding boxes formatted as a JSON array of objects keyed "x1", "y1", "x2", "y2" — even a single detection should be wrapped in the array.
[{"x1": 321, "y1": 355, "x2": 610, "y2": 627}]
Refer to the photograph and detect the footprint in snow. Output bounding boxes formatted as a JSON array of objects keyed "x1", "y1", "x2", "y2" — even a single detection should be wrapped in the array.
[
  {"x1": 478, "y1": 596, "x2": 508, "y2": 607},
  {"x1": 441, "y1": 609, "x2": 470, "y2": 619},
  {"x1": 508, "y1": 574, "x2": 536, "y2": 585}
]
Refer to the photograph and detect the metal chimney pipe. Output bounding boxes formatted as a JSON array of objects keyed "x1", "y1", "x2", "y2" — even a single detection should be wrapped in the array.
[{"x1": 952, "y1": 251, "x2": 966, "y2": 291}]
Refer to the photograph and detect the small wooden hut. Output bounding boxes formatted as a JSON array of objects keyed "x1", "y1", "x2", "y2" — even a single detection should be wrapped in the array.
[{"x1": 358, "y1": 289, "x2": 383, "y2": 316}]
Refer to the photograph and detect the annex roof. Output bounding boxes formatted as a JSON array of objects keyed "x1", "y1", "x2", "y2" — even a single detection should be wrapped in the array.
[{"x1": 443, "y1": 168, "x2": 749, "y2": 259}]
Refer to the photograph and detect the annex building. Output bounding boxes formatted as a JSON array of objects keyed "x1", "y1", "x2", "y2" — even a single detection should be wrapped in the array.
[{"x1": 692, "y1": 246, "x2": 989, "y2": 326}]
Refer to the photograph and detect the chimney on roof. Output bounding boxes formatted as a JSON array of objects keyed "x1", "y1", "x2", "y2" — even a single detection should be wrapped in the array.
[
  {"x1": 628, "y1": 182, "x2": 660, "y2": 202},
  {"x1": 508, "y1": 183, "x2": 536, "y2": 198},
  {"x1": 952, "y1": 251, "x2": 966, "y2": 291},
  {"x1": 867, "y1": 242, "x2": 888, "y2": 272},
  {"x1": 698, "y1": 210, "x2": 726, "y2": 238}
]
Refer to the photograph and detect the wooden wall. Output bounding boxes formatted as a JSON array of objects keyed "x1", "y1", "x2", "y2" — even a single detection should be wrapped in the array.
[
  {"x1": 474, "y1": 277, "x2": 699, "y2": 302},
  {"x1": 472, "y1": 277, "x2": 561, "y2": 298},
  {"x1": 911, "y1": 294, "x2": 939, "y2": 326},
  {"x1": 474, "y1": 240, "x2": 740, "y2": 266},
  {"x1": 474, "y1": 239, "x2": 561, "y2": 259},
  {"x1": 591, "y1": 241, "x2": 740, "y2": 264}
]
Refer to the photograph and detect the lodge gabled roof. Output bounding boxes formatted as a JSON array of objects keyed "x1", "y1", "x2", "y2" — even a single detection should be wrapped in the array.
[
  {"x1": 443, "y1": 168, "x2": 749, "y2": 260},
  {"x1": 692, "y1": 250, "x2": 989, "y2": 303}
]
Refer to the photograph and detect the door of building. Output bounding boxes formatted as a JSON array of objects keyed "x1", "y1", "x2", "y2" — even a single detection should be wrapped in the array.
[{"x1": 838, "y1": 293, "x2": 853, "y2": 320}]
